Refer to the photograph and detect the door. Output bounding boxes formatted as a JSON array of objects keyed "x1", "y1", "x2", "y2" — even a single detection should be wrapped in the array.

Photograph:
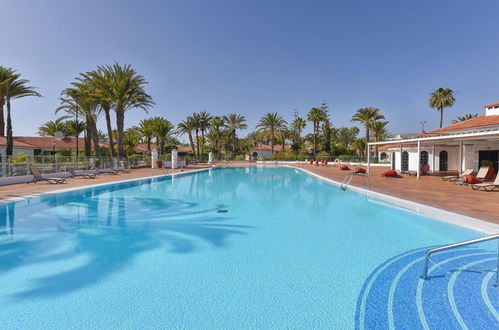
[
  {"x1": 439, "y1": 151, "x2": 448, "y2": 171},
  {"x1": 391, "y1": 152, "x2": 396, "y2": 170},
  {"x1": 401, "y1": 151, "x2": 409, "y2": 171},
  {"x1": 479, "y1": 150, "x2": 499, "y2": 174},
  {"x1": 420, "y1": 151, "x2": 429, "y2": 166}
]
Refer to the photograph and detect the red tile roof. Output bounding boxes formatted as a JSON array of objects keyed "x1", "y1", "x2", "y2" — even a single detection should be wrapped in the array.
[
  {"x1": 432, "y1": 115, "x2": 499, "y2": 133},
  {"x1": 0, "y1": 137, "x2": 37, "y2": 148},
  {"x1": 410, "y1": 130, "x2": 445, "y2": 138},
  {"x1": 484, "y1": 102, "x2": 499, "y2": 108},
  {"x1": 11, "y1": 136, "x2": 86, "y2": 149}
]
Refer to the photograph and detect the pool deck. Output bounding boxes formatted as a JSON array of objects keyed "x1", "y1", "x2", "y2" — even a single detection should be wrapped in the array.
[
  {"x1": 291, "y1": 164, "x2": 499, "y2": 226},
  {"x1": 2, "y1": 162, "x2": 499, "y2": 227}
]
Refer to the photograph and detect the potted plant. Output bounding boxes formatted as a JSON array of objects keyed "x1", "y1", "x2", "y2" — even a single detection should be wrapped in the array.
[
  {"x1": 156, "y1": 160, "x2": 163, "y2": 168},
  {"x1": 480, "y1": 159, "x2": 495, "y2": 180}
]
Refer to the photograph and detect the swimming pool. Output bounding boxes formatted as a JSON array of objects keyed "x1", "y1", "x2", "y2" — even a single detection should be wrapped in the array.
[{"x1": 0, "y1": 166, "x2": 497, "y2": 328}]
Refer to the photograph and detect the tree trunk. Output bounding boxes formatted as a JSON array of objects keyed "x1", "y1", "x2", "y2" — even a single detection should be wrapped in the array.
[
  {"x1": 6, "y1": 96, "x2": 12, "y2": 156},
  {"x1": 439, "y1": 107, "x2": 443, "y2": 128},
  {"x1": 201, "y1": 130, "x2": 205, "y2": 161},
  {"x1": 104, "y1": 107, "x2": 116, "y2": 157},
  {"x1": 116, "y1": 111, "x2": 125, "y2": 159},
  {"x1": 88, "y1": 117, "x2": 100, "y2": 156},
  {"x1": 188, "y1": 132, "x2": 195, "y2": 155},
  {"x1": 313, "y1": 123, "x2": 317, "y2": 157},
  {"x1": 84, "y1": 126, "x2": 91, "y2": 157},
  {"x1": 232, "y1": 131, "x2": 236, "y2": 159},
  {"x1": 365, "y1": 127, "x2": 369, "y2": 161},
  {"x1": 271, "y1": 130, "x2": 274, "y2": 154},
  {"x1": 0, "y1": 99, "x2": 5, "y2": 137},
  {"x1": 146, "y1": 136, "x2": 151, "y2": 152},
  {"x1": 195, "y1": 130, "x2": 199, "y2": 159}
]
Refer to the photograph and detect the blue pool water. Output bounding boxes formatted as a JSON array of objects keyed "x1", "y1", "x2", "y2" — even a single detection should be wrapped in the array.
[{"x1": 0, "y1": 166, "x2": 497, "y2": 328}]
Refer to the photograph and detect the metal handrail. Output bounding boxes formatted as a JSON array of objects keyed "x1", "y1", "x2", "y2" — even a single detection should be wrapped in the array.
[
  {"x1": 421, "y1": 233, "x2": 499, "y2": 288},
  {"x1": 340, "y1": 172, "x2": 371, "y2": 191}
]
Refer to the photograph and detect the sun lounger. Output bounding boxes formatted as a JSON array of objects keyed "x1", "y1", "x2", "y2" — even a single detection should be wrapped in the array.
[
  {"x1": 29, "y1": 166, "x2": 66, "y2": 184},
  {"x1": 112, "y1": 166, "x2": 130, "y2": 173},
  {"x1": 475, "y1": 166, "x2": 491, "y2": 180},
  {"x1": 66, "y1": 167, "x2": 97, "y2": 179},
  {"x1": 92, "y1": 167, "x2": 118, "y2": 175},
  {"x1": 471, "y1": 174, "x2": 499, "y2": 191},
  {"x1": 442, "y1": 169, "x2": 473, "y2": 182}
]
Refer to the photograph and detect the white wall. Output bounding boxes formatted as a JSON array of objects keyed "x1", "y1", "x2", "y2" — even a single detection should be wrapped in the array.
[
  {"x1": 390, "y1": 146, "x2": 459, "y2": 172},
  {"x1": 251, "y1": 150, "x2": 272, "y2": 159}
]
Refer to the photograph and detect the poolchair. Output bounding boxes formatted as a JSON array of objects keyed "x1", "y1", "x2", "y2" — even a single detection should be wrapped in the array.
[
  {"x1": 112, "y1": 166, "x2": 130, "y2": 173},
  {"x1": 92, "y1": 167, "x2": 118, "y2": 175},
  {"x1": 66, "y1": 167, "x2": 97, "y2": 179},
  {"x1": 442, "y1": 169, "x2": 473, "y2": 182},
  {"x1": 29, "y1": 166, "x2": 66, "y2": 184},
  {"x1": 471, "y1": 174, "x2": 499, "y2": 191},
  {"x1": 404, "y1": 165, "x2": 430, "y2": 176},
  {"x1": 476, "y1": 166, "x2": 492, "y2": 180}
]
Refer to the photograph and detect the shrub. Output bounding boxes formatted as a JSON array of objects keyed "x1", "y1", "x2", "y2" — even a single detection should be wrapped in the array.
[
  {"x1": 315, "y1": 151, "x2": 330, "y2": 160},
  {"x1": 9, "y1": 152, "x2": 30, "y2": 164},
  {"x1": 481, "y1": 159, "x2": 493, "y2": 167}
]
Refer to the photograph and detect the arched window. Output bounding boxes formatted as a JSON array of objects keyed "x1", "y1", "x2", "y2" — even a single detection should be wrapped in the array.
[
  {"x1": 380, "y1": 152, "x2": 387, "y2": 161},
  {"x1": 402, "y1": 151, "x2": 409, "y2": 171},
  {"x1": 439, "y1": 151, "x2": 448, "y2": 171},
  {"x1": 420, "y1": 151, "x2": 429, "y2": 165}
]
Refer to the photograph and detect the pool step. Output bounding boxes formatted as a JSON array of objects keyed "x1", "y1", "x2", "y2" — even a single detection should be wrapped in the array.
[{"x1": 355, "y1": 248, "x2": 499, "y2": 329}]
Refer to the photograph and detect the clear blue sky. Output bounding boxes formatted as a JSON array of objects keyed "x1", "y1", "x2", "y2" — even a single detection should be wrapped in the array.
[{"x1": 4, "y1": 0, "x2": 499, "y2": 139}]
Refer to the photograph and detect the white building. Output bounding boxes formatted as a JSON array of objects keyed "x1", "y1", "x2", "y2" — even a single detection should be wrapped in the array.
[{"x1": 371, "y1": 102, "x2": 499, "y2": 178}]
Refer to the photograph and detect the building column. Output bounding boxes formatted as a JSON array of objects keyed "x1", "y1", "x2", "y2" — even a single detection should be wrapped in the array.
[
  {"x1": 400, "y1": 145, "x2": 403, "y2": 171},
  {"x1": 459, "y1": 140, "x2": 463, "y2": 174},
  {"x1": 432, "y1": 144, "x2": 436, "y2": 173},
  {"x1": 417, "y1": 140, "x2": 421, "y2": 179},
  {"x1": 367, "y1": 143, "x2": 371, "y2": 174}
]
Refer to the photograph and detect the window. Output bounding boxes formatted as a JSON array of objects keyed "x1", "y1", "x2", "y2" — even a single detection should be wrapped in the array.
[
  {"x1": 420, "y1": 151, "x2": 429, "y2": 165},
  {"x1": 402, "y1": 151, "x2": 409, "y2": 171}
]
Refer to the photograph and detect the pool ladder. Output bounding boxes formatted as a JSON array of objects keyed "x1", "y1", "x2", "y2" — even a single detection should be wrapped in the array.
[
  {"x1": 421, "y1": 233, "x2": 499, "y2": 288},
  {"x1": 340, "y1": 173, "x2": 371, "y2": 191}
]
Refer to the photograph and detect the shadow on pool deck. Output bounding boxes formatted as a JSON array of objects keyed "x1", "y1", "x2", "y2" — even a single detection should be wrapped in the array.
[{"x1": 0, "y1": 194, "x2": 252, "y2": 300}]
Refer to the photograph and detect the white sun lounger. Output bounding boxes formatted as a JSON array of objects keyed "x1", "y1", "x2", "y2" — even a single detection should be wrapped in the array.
[{"x1": 471, "y1": 174, "x2": 499, "y2": 191}]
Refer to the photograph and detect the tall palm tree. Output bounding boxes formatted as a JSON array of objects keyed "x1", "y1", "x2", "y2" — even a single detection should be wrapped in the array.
[
  {"x1": 97, "y1": 63, "x2": 154, "y2": 158},
  {"x1": 0, "y1": 67, "x2": 41, "y2": 137},
  {"x1": 351, "y1": 107, "x2": 384, "y2": 160},
  {"x1": 222, "y1": 113, "x2": 247, "y2": 159},
  {"x1": 332, "y1": 126, "x2": 359, "y2": 148},
  {"x1": 37, "y1": 117, "x2": 70, "y2": 137},
  {"x1": 190, "y1": 113, "x2": 201, "y2": 158},
  {"x1": 290, "y1": 112, "x2": 306, "y2": 153},
  {"x1": 81, "y1": 69, "x2": 117, "y2": 157},
  {"x1": 256, "y1": 112, "x2": 287, "y2": 154},
  {"x1": 209, "y1": 116, "x2": 225, "y2": 157},
  {"x1": 429, "y1": 88, "x2": 455, "y2": 128},
  {"x1": 370, "y1": 121, "x2": 390, "y2": 161},
  {"x1": 307, "y1": 107, "x2": 326, "y2": 156},
  {"x1": 451, "y1": 113, "x2": 478, "y2": 124},
  {"x1": 151, "y1": 118, "x2": 174, "y2": 156},
  {"x1": 65, "y1": 119, "x2": 86, "y2": 139},
  {"x1": 57, "y1": 85, "x2": 102, "y2": 156},
  {"x1": 177, "y1": 118, "x2": 196, "y2": 156},
  {"x1": 137, "y1": 118, "x2": 155, "y2": 152},
  {"x1": 197, "y1": 110, "x2": 212, "y2": 159}
]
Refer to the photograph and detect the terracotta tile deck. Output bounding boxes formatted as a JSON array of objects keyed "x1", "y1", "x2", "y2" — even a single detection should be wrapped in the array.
[{"x1": 2, "y1": 163, "x2": 498, "y2": 226}]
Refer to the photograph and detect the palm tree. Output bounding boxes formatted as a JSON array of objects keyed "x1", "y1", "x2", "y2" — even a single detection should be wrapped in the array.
[
  {"x1": 332, "y1": 126, "x2": 359, "y2": 148},
  {"x1": 37, "y1": 117, "x2": 70, "y2": 137},
  {"x1": 137, "y1": 118, "x2": 155, "y2": 152},
  {"x1": 451, "y1": 113, "x2": 478, "y2": 124},
  {"x1": 429, "y1": 88, "x2": 455, "y2": 128},
  {"x1": 291, "y1": 112, "x2": 306, "y2": 153},
  {"x1": 256, "y1": 112, "x2": 287, "y2": 154},
  {"x1": 97, "y1": 63, "x2": 154, "y2": 158},
  {"x1": 197, "y1": 110, "x2": 212, "y2": 159},
  {"x1": 64, "y1": 119, "x2": 86, "y2": 138},
  {"x1": 190, "y1": 113, "x2": 201, "y2": 158},
  {"x1": 370, "y1": 121, "x2": 390, "y2": 161},
  {"x1": 209, "y1": 116, "x2": 225, "y2": 157},
  {"x1": 0, "y1": 67, "x2": 41, "y2": 138},
  {"x1": 123, "y1": 128, "x2": 141, "y2": 157},
  {"x1": 222, "y1": 113, "x2": 247, "y2": 159},
  {"x1": 177, "y1": 118, "x2": 196, "y2": 156},
  {"x1": 307, "y1": 107, "x2": 326, "y2": 156},
  {"x1": 81, "y1": 69, "x2": 117, "y2": 157},
  {"x1": 151, "y1": 118, "x2": 174, "y2": 156},
  {"x1": 57, "y1": 85, "x2": 102, "y2": 156},
  {"x1": 351, "y1": 107, "x2": 384, "y2": 160}
]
